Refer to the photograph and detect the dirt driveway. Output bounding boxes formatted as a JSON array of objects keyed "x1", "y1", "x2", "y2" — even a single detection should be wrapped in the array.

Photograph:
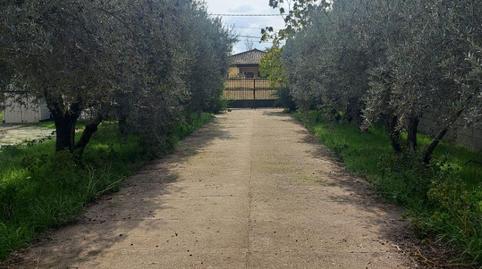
[
  {"x1": 0, "y1": 125, "x2": 53, "y2": 146},
  {"x1": 7, "y1": 109, "x2": 418, "y2": 268}
]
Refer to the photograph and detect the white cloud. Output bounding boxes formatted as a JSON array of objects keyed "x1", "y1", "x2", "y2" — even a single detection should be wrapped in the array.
[{"x1": 203, "y1": 0, "x2": 285, "y2": 53}]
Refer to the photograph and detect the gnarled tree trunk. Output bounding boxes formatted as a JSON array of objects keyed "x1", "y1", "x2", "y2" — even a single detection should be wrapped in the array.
[
  {"x1": 45, "y1": 93, "x2": 103, "y2": 157},
  {"x1": 407, "y1": 116, "x2": 419, "y2": 152},
  {"x1": 422, "y1": 108, "x2": 465, "y2": 164},
  {"x1": 74, "y1": 115, "x2": 103, "y2": 156},
  {"x1": 46, "y1": 95, "x2": 82, "y2": 152},
  {"x1": 54, "y1": 115, "x2": 78, "y2": 151},
  {"x1": 386, "y1": 115, "x2": 401, "y2": 153}
]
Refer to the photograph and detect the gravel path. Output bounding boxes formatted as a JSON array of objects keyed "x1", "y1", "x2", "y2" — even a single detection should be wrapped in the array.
[
  {"x1": 7, "y1": 109, "x2": 418, "y2": 268},
  {"x1": 0, "y1": 125, "x2": 53, "y2": 146}
]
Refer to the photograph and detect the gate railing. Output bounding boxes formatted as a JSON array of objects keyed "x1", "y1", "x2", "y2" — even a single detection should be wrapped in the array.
[{"x1": 223, "y1": 79, "x2": 277, "y2": 101}]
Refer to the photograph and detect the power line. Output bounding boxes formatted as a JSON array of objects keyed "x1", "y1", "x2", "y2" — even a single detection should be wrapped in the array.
[
  {"x1": 237, "y1": 35, "x2": 263, "y2": 39},
  {"x1": 209, "y1": 13, "x2": 282, "y2": 17},
  {"x1": 231, "y1": 26, "x2": 265, "y2": 30}
]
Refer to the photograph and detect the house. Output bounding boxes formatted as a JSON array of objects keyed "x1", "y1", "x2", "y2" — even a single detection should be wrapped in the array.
[
  {"x1": 228, "y1": 49, "x2": 266, "y2": 79},
  {"x1": 2, "y1": 93, "x2": 51, "y2": 124}
]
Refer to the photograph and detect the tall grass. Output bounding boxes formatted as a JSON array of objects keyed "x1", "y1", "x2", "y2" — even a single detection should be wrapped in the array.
[
  {"x1": 0, "y1": 113, "x2": 213, "y2": 259},
  {"x1": 295, "y1": 111, "x2": 482, "y2": 265}
]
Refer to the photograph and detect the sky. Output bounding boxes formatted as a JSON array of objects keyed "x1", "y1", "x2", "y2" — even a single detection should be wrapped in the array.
[{"x1": 203, "y1": 0, "x2": 286, "y2": 54}]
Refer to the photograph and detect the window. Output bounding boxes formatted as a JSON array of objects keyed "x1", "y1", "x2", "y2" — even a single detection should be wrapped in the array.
[{"x1": 244, "y1": 72, "x2": 255, "y2": 78}]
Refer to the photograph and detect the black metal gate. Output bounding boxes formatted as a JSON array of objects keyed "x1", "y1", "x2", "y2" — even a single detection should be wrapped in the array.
[{"x1": 223, "y1": 79, "x2": 277, "y2": 108}]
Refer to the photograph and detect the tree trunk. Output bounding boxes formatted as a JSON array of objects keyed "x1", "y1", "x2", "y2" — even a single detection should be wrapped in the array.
[
  {"x1": 74, "y1": 116, "x2": 102, "y2": 157},
  {"x1": 346, "y1": 98, "x2": 362, "y2": 125},
  {"x1": 386, "y1": 115, "x2": 401, "y2": 153},
  {"x1": 407, "y1": 116, "x2": 419, "y2": 152},
  {"x1": 422, "y1": 108, "x2": 465, "y2": 164},
  {"x1": 54, "y1": 115, "x2": 77, "y2": 151},
  {"x1": 45, "y1": 95, "x2": 82, "y2": 152},
  {"x1": 118, "y1": 116, "x2": 128, "y2": 136},
  {"x1": 422, "y1": 128, "x2": 448, "y2": 164}
]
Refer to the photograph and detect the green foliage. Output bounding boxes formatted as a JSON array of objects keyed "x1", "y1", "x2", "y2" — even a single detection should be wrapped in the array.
[
  {"x1": 0, "y1": 113, "x2": 212, "y2": 259},
  {"x1": 296, "y1": 111, "x2": 482, "y2": 265},
  {"x1": 276, "y1": 0, "x2": 482, "y2": 161},
  {"x1": 275, "y1": 87, "x2": 297, "y2": 112},
  {"x1": 263, "y1": 0, "x2": 330, "y2": 41},
  {"x1": 210, "y1": 97, "x2": 228, "y2": 114},
  {"x1": 1, "y1": 0, "x2": 232, "y2": 154},
  {"x1": 260, "y1": 47, "x2": 287, "y2": 87},
  {"x1": 34, "y1": 120, "x2": 56, "y2": 129},
  {"x1": 260, "y1": 47, "x2": 296, "y2": 111}
]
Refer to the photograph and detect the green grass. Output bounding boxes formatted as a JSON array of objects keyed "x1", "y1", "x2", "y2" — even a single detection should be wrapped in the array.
[
  {"x1": 35, "y1": 120, "x2": 55, "y2": 129},
  {"x1": 0, "y1": 111, "x2": 3, "y2": 123},
  {"x1": 0, "y1": 113, "x2": 213, "y2": 260},
  {"x1": 295, "y1": 111, "x2": 482, "y2": 265},
  {"x1": 34, "y1": 120, "x2": 86, "y2": 130}
]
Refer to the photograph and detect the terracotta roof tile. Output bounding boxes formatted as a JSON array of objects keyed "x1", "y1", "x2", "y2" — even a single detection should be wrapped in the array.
[{"x1": 229, "y1": 49, "x2": 266, "y2": 65}]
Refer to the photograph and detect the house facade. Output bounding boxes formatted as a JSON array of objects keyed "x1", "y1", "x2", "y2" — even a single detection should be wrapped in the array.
[{"x1": 228, "y1": 49, "x2": 266, "y2": 79}]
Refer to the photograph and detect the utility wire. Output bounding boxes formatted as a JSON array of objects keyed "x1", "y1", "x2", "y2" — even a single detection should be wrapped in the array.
[
  {"x1": 230, "y1": 26, "x2": 262, "y2": 30},
  {"x1": 237, "y1": 35, "x2": 263, "y2": 39},
  {"x1": 209, "y1": 13, "x2": 282, "y2": 17}
]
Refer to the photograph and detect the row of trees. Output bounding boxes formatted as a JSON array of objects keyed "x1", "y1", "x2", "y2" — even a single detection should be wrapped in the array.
[
  {"x1": 0, "y1": 0, "x2": 232, "y2": 155},
  {"x1": 264, "y1": 0, "x2": 482, "y2": 163}
]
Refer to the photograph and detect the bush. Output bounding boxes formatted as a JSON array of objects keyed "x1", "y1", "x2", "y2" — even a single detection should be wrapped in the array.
[{"x1": 275, "y1": 87, "x2": 297, "y2": 112}]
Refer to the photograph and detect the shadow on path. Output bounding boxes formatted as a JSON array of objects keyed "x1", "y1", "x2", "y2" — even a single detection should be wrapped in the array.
[{"x1": 4, "y1": 117, "x2": 233, "y2": 268}]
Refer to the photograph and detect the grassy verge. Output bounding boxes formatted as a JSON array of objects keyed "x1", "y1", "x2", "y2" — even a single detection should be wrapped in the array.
[
  {"x1": 0, "y1": 113, "x2": 213, "y2": 259},
  {"x1": 295, "y1": 111, "x2": 482, "y2": 265},
  {"x1": 34, "y1": 120, "x2": 56, "y2": 129}
]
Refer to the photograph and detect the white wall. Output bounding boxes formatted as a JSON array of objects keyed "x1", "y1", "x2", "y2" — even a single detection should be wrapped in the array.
[
  {"x1": 4, "y1": 94, "x2": 50, "y2": 124},
  {"x1": 38, "y1": 99, "x2": 51, "y2": 120}
]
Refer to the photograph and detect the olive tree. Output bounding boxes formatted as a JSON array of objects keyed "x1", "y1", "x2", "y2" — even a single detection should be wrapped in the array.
[
  {"x1": 182, "y1": 3, "x2": 233, "y2": 113},
  {"x1": 1, "y1": 0, "x2": 128, "y2": 154},
  {"x1": 270, "y1": 0, "x2": 482, "y2": 163},
  {"x1": 362, "y1": 0, "x2": 482, "y2": 161},
  {"x1": 282, "y1": 0, "x2": 369, "y2": 122},
  {"x1": 1, "y1": 0, "x2": 233, "y2": 157}
]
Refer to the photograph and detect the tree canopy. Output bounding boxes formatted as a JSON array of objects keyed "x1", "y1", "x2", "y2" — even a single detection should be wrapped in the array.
[
  {"x1": 0, "y1": 0, "x2": 233, "y2": 156},
  {"x1": 268, "y1": 0, "x2": 482, "y2": 163}
]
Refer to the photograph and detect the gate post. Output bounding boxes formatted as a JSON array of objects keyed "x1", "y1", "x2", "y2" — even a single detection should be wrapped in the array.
[{"x1": 253, "y1": 79, "x2": 256, "y2": 109}]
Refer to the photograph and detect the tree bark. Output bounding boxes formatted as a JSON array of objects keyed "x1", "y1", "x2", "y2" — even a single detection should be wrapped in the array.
[
  {"x1": 74, "y1": 115, "x2": 103, "y2": 157},
  {"x1": 407, "y1": 116, "x2": 419, "y2": 152},
  {"x1": 346, "y1": 97, "x2": 362, "y2": 125},
  {"x1": 54, "y1": 115, "x2": 77, "y2": 151},
  {"x1": 386, "y1": 115, "x2": 401, "y2": 153},
  {"x1": 422, "y1": 128, "x2": 448, "y2": 164},
  {"x1": 118, "y1": 115, "x2": 128, "y2": 136},
  {"x1": 422, "y1": 108, "x2": 465, "y2": 164},
  {"x1": 44, "y1": 93, "x2": 82, "y2": 152}
]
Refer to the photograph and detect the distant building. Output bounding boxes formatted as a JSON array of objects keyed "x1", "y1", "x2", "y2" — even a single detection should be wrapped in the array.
[
  {"x1": 2, "y1": 93, "x2": 51, "y2": 124},
  {"x1": 228, "y1": 49, "x2": 266, "y2": 79}
]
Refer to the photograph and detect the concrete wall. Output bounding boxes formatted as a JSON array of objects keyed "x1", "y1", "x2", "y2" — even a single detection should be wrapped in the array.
[
  {"x1": 38, "y1": 99, "x2": 50, "y2": 120},
  {"x1": 3, "y1": 95, "x2": 50, "y2": 124},
  {"x1": 419, "y1": 114, "x2": 482, "y2": 152}
]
